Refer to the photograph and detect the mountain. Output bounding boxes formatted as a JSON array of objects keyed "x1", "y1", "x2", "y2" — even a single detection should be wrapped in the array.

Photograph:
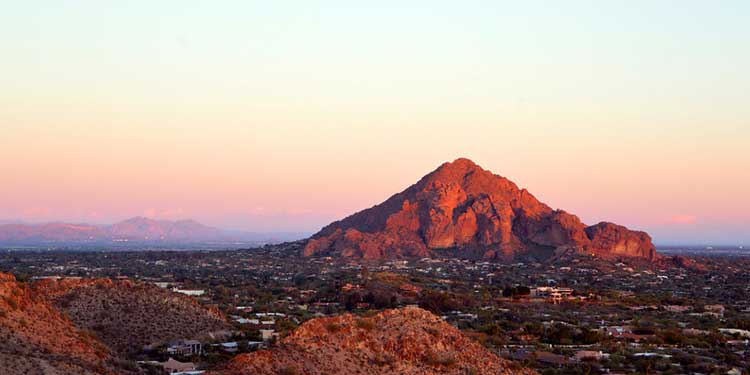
[
  {"x1": 215, "y1": 306, "x2": 535, "y2": 375},
  {"x1": 305, "y1": 158, "x2": 656, "y2": 261},
  {"x1": 0, "y1": 217, "x2": 249, "y2": 244},
  {"x1": 0, "y1": 223, "x2": 107, "y2": 242},
  {"x1": 107, "y1": 216, "x2": 223, "y2": 242}
]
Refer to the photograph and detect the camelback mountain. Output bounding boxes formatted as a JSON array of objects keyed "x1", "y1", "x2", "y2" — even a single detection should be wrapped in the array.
[
  {"x1": 305, "y1": 158, "x2": 656, "y2": 261},
  {"x1": 216, "y1": 306, "x2": 535, "y2": 375}
]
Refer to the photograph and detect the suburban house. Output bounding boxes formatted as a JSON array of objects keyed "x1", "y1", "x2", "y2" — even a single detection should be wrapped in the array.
[
  {"x1": 167, "y1": 340, "x2": 203, "y2": 356},
  {"x1": 159, "y1": 357, "x2": 196, "y2": 374},
  {"x1": 260, "y1": 329, "x2": 279, "y2": 342}
]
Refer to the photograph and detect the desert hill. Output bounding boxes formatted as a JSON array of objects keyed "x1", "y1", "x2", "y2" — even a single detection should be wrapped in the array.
[
  {"x1": 215, "y1": 306, "x2": 535, "y2": 375},
  {"x1": 305, "y1": 158, "x2": 656, "y2": 262},
  {"x1": 34, "y1": 277, "x2": 230, "y2": 356},
  {"x1": 0, "y1": 273, "x2": 120, "y2": 375}
]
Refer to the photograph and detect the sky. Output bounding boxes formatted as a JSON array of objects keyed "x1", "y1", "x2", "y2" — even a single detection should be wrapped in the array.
[{"x1": 1, "y1": 1, "x2": 749, "y2": 244}]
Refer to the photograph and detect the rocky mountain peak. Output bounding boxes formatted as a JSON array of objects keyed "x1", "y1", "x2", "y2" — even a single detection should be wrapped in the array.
[{"x1": 305, "y1": 158, "x2": 657, "y2": 261}]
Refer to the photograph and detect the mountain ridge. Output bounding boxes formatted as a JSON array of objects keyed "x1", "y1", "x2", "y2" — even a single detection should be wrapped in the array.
[{"x1": 0, "y1": 217, "x2": 221, "y2": 243}]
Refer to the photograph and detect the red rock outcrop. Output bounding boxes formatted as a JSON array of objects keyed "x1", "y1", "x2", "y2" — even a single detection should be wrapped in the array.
[
  {"x1": 215, "y1": 306, "x2": 535, "y2": 375},
  {"x1": 305, "y1": 158, "x2": 657, "y2": 261}
]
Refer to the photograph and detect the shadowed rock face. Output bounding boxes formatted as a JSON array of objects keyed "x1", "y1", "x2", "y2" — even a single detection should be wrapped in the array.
[{"x1": 305, "y1": 158, "x2": 657, "y2": 261}]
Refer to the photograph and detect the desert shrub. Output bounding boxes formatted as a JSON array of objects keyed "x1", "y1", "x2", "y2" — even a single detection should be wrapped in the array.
[
  {"x1": 425, "y1": 351, "x2": 457, "y2": 367},
  {"x1": 355, "y1": 318, "x2": 375, "y2": 331},
  {"x1": 424, "y1": 326, "x2": 442, "y2": 337},
  {"x1": 325, "y1": 322, "x2": 342, "y2": 333},
  {"x1": 278, "y1": 366, "x2": 303, "y2": 375},
  {"x1": 373, "y1": 352, "x2": 396, "y2": 366},
  {"x1": 5, "y1": 297, "x2": 18, "y2": 310}
]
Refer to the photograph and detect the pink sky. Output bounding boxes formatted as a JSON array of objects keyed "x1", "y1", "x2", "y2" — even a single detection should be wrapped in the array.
[
  {"x1": 1, "y1": 120, "x2": 748, "y2": 244},
  {"x1": 2, "y1": 2, "x2": 749, "y2": 244}
]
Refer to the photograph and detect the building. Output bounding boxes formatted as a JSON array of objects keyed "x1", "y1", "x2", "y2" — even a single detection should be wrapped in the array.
[
  {"x1": 167, "y1": 340, "x2": 202, "y2": 356},
  {"x1": 159, "y1": 358, "x2": 196, "y2": 374},
  {"x1": 172, "y1": 287, "x2": 206, "y2": 296},
  {"x1": 220, "y1": 342, "x2": 238, "y2": 353},
  {"x1": 260, "y1": 329, "x2": 279, "y2": 342},
  {"x1": 704, "y1": 304, "x2": 726, "y2": 316},
  {"x1": 574, "y1": 350, "x2": 609, "y2": 361},
  {"x1": 531, "y1": 287, "x2": 574, "y2": 303},
  {"x1": 663, "y1": 305, "x2": 692, "y2": 313}
]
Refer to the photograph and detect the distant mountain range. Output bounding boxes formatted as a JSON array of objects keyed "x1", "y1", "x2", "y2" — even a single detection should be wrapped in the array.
[
  {"x1": 0, "y1": 216, "x2": 304, "y2": 245},
  {"x1": 305, "y1": 158, "x2": 658, "y2": 262}
]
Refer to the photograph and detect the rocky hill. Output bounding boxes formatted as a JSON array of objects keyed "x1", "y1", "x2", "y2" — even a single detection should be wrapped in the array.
[
  {"x1": 216, "y1": 306, "x2": 535, "y2": 375},
  {"x1": 34, "y1": 277, "x2": 229, "y2": 356},
  {"x1": 0, "y1": 273, "x2": 119, "y2": 375},
  {"x1": 305, "y1": 158, "x2": 657, "y2": 262}
]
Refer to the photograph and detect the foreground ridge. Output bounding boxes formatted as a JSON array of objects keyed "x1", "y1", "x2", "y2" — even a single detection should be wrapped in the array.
[{"x1": 215, "y1": 306, "x2": 535, "y2": 375}]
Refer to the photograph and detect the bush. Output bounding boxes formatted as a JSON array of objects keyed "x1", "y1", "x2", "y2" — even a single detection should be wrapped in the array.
[
  {"x1": 5, "y1": 296, "x2": 18, "y2": 310},
  {"x1": 355, "y1": 318, "x2": 375, "y2": 331},
  {"x1": 425, "y1": 351, "x2": 457, "y2": 367},
  {"x1": 325, "y1": 322, "x2": 342, "y2": 333},
  {"x1": 373, "y1": 352, "x2": 396, "y2": 366},
  {"x1": 424, "y1": 326, "x2": 442, "y2": 337},
  {"x1": 278, "y1": 366, "x2": 303, "y2": 375}
]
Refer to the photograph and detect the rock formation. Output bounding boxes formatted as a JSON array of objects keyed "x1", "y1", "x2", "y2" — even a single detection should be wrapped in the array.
[
  {"x1": 215, "y1": 306, "x2": 535, "y2": 375},
  {"x1": 305, "y1": 158, "x2": 657, "y2": 261}
]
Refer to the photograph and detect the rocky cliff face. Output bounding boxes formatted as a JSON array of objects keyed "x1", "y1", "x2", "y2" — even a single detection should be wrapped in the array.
[
  {"x1": 216, "y1": 306, "x2": 535, "y2": 375},
  {"x1": 305, "y1": 158, "x2": 657, "y2": 261}
]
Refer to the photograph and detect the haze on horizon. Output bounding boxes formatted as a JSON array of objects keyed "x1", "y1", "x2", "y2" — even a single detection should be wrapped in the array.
[{"x1": 1, "y1": 2, "x2": 748, "y2": 245}]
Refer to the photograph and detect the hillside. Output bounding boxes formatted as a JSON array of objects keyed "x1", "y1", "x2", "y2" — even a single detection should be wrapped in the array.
[
  {"x1": 305, "y1": 158, "x2": 656, "y2": 262},
  {"x1": 0, "y1": 273, "x2": 119, "y2": 375},
  {"x1": 215, "y1": 306, "x2": 535, "y2": 375},
  {"x1": 34, "y1": 277, "x2": 230, "y2": 356}
]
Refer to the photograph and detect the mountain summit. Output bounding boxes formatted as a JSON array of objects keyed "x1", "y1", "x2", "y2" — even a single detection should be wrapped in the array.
[{"x1": 305, "y1": 158, "x2": 656, "y2": 261}]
